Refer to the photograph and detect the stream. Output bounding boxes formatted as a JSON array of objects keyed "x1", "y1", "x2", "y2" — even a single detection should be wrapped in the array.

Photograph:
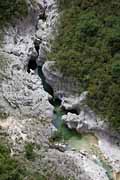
[{"x1": 37, "y1": 66, "x2": 119, "y2": 180}]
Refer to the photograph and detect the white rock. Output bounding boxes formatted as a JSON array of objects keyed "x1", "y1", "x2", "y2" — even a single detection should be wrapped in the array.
[{"x1": 0, "y1": 0, "x2": 56, "y2": 119}]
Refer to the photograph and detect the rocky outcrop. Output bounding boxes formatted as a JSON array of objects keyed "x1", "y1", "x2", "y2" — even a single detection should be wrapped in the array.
[
  {"x1": 36, "y1": 1, "x2": 58, "y2": 65},
  {"x1": 0, "y1": 0, "x2": 58, "y2": 119},
  {"x1": 1, "y1": 67, "x2": 53, "y2": 118},
  {"x1": 0, "y1": 116, "x2": 53, "y2": 154},
  {"x1": 62, "y1": 109, "x2": 106, "y2": 133},
  {"x1": 42, "y1": 61, "x2": 80, "y2": 96},
  {"x1": 62, "y1": 111, "x2": 120, "y2": 173},
  {"x1": 61, "y1": 91, "x2": 88, "y2": 112},
  {"x1": 43, "y1": 150, "x2": 109, "y2": 180}
]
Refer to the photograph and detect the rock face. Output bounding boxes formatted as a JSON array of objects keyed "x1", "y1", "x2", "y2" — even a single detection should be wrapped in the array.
[
  {"x1": 42, "y1": 61, "x2": 62, "y2": 95},
  {"x1": 0, "y1": 0, "x2": 58, "y2": 119},
  {"x1": 36, "y1": 1, "x2": 58, "y2": 65},
  {"x1": 1, "y1": 67, "x2": 53, "y2": 118},
  {"x1": 44, "y1": 150, "x2": 109, "y2": 180},
  {"x1": 42, "y1": 61, "x2": 80, "y2": 98},
  {"x1": 0, "y1": 116, "x2": 53, "y2": 154}
]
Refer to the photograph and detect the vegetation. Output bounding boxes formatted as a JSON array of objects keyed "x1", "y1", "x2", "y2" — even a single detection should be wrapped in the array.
[
  {"x1": 0, "y1": 143, "x2": 26, "y2": 180},
  {"x1": 49, "y1": 0, "x2": 120, "y2": 129},
  {"x1": 0, "y1": 0, "x2": 28, "y2": 25},
  {"x1": 25, "y1": 143, "x2": 35, "y2": 160}
]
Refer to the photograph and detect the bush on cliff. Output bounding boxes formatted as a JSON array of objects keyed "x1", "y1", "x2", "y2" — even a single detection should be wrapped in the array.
[
  {"x1": 49, "y1": 0, "x2": 120, "y2": 129},
  {"x1": 0, "y1": 143, "x2": 26, "y2": 180},
  {"x1": 25, "y1": 143, "x2": 35, "y2": 160}
]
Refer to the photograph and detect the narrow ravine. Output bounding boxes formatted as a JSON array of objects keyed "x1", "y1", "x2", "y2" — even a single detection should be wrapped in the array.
[
  {"x1": 37, "y1": 64, "x2": 114, "y2": 180},
  {"x1": 26, "y1": 22, "x2": 115, "y2": 180},
  {"x1": 26, "y1": 30, "x2": 115, "y2": 179},
  {"x1": 25, "y1": 1, "x2": 119, "y2": 179}
]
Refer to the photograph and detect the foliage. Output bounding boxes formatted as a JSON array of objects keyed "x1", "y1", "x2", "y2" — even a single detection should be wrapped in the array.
[
  {"x1": 0, "y1": 0, "x2": 28, "y2": 25},
  {"x1": 111, "y1": 54, "x2": 120, "y2": 78},
  {"x1": 0, "y1": 143, "x2": 26, "y2": 180},
  {"x1": 49, "y1": 0, "x2": 120, "y2": 129},
  {"x1": 25, "y1": 143, "x2": 35, "y2": 160}
]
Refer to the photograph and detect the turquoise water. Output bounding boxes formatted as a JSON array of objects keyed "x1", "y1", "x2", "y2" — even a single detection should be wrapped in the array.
[{"x1": 52, "y1": 107, "x2": 64, "y2": 129}]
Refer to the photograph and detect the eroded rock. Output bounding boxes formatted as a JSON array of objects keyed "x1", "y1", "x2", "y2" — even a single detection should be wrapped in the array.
[
  {"x1": 62, "y1": 111, "x2": 120, "y2": 173},
  {"x1": 43, "y1": 150, "x2": 109, "y2": 180},
  {"x1": 0, "y1": 0, "x2": 57, "y2": 119}
]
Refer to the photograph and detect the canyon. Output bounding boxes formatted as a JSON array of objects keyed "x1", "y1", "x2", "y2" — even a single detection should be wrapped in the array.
[{"x1": 0, "y1": 0, "x2": 120, "y2": 180}]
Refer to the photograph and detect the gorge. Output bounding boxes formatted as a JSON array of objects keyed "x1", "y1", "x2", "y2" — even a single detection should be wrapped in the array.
[{"x1": 0, "y1": 0, "x2": 120, "y2": 180}]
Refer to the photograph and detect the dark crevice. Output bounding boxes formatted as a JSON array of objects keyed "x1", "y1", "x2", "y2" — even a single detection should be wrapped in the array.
[
  {"x1": 38, "y1": 66, "x2": 79, "y2": 115},
  {"x1": 39, "y1": 12, "x2": 47, "y2": 21},
  {"x1": 27, "y1": 58, "x2": 37, "y2": 73},
  {"x1": 34, "y1": 39, "x2": 41, "y2": 54},
  {"x1": 49, "y1": 97, "x2": 61, "y2": 107},
  {"x1": 38, "y1": 66, "x2": 53, "y2": 96},
  {"x1": 61, "y1": 107, "x2": 79, "y2": 115},
  {"x1": 38, "y1": 65, "x2": 79, "y2": 129},
  {"x1": 38, "y1": 4, "x2": 47, "y2": 21}
]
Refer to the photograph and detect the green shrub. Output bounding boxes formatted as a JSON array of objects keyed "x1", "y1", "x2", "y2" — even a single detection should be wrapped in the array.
[
  {"x1": 0, "y1": 143, "x2": 26, "y2": 180},
  {"x1": 25, "y1": 143, "x2": 35, "y2": 160},
  {"x1": 112, "y1": 55, "x2": 120, "y2": 78}
]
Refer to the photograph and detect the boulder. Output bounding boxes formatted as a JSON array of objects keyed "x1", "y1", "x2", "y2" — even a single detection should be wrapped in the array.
[
  {"x1": 62, "y1": 109, "x2": 98, "y2": 133},
  {"x1": 61, "y1": 91, "x2": 88, "y2": 112}
]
